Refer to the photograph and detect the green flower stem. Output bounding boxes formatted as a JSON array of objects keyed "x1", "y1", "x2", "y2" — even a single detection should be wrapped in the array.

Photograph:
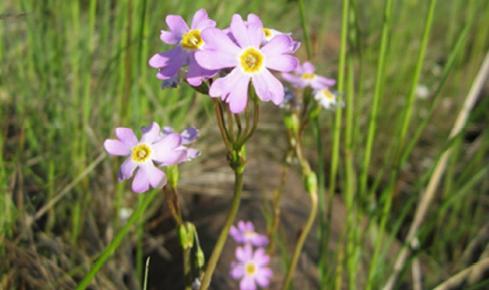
[
  {"x1": 76, "y1": 189, "x2": 159, "y2": 290},
  {"x1": 281, "y1": 123, "x2": 318, "y2": 290},
  {"x1": 199, "y1": 158, "x2": 245, "y2": 290},
  {"x1": 199, "y1": 97, "x2": 257, "y2": 290}
]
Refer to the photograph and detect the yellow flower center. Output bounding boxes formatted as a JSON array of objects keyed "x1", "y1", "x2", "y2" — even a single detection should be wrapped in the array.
[
  {"x1": 244, "y1": 231, "x2": 256, "y2": 239},
  {"x1": 245, "y1": 262, "x2": 257, "y2": 276},
  {"x1": 239, "y1": 48, "x2": 264, "y2": 74},
  {"x1": 301, "y1": 73, "x2": 316, "y2": 80},
  {"x1": 263, "y1": 28, "x2": 273, "y2": 39},
  {"x1": 131, "y1": 144, "x2": 151, "y2": 163},
  {"x1": 181, "y1": 29, "x2": 204, "y2": 50},
  {"x1": 321, "y1": 89, "x2": 335, "y2": 101}
]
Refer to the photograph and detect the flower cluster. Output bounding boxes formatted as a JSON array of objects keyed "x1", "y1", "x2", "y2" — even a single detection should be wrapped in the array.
[
  {"x1": 149, "y1": 10, "x2": 300, "y2": 114},
  {"x1": 104, "y1": 122, "x2": 198, "y2": 193},
  {"x1": 282, "y1": 61, "x2": 340, "y2": 110},
  {"x1": 230, "y1": 221, "x2": 272, "y2": 290}
]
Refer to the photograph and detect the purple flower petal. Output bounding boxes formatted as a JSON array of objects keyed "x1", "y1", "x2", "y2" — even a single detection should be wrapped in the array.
[
  {"x1": 240, "y1": 277, "x2": 257, "y2": 290},
  {"x1": 227, "y1": 74, "x2": 250, "y2": 113},
  {"x1": 181, "y1": 127, "x2": 199, "y2": 144},
  {"x1": 246, "y1": 13, "x2": 263, "y2": 27},
  {"x1": 255, "y1": 269, "x2": 272, "y2": 287},
  {"x1": 303, "y1": 62, "x2": 315, "y2": 73},
  {"x1": 266, "y1": 53, "x2": 298, "y2": 72},
  {"x1": 186, "y1": 54, "x2": 217, "y2": 86},
  {"x1": 230, "y1": 14, "x2": 262, "y2": 48},
  {"x1": 115, "y1": 128, "x2": 138, "y2": 147},
  {"x1": 141, "y1": 162, "x2": 166, "y2": 188},
  {"x1": 132, "y1": 168, "x2": 150, "y2": 193},
  {"x1": 141, "y1": 122, "x2": 161, "y2": 144},
  {"x1": 151, "y1": 133, "x2": 181, "y2": 161},
  {"x1": 154, "y1": 47, "x2": 187, "y2": 80},
  {"x1": 191, "y1": 8, "x2": 216, "y2": 30},
  {"x1": 253, "y1": 69, "x2": 284, "y2": 105},
  {"x1": 209, "y1": 67, "x2": 242, "y2": 98},
  {"x1": 118, "y1": 158, "x2": 137, "y2": 181},
  {"x1": 165, "y1": 15, "x2": 189, "y2": 36},
  {"x1": 236, "y1": 245, "x2": 253, "y2": 262},
  {"x1": 312, "y1": 75, "x2": 336, "y2": 90},
  {"x1": 261, "y1": 35, "x2": 294, "y2": 57},
  {"x1": 104, "y1": 139, "x2": 130, "y2": 156},
  {"x1": 160, "y1": 29, "x2": 180, "y2": 45},
  {"x1": 194, "y1": 49, "x2": 237, "y2": 70},
  {"x1": 230, "y1": 264, "x2": 244, "y2": 279},
  {"x1": 201, "y1": 27, "x2": 240, "y2": 52}
]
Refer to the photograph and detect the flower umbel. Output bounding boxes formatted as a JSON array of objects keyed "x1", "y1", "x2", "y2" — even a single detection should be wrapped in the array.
[
  {"x1": 230, "y1": 244, "x2": 272, "y2": 290},
  {"x1": 104, "y1": 122, "x2": 191, "y2": 193},
  {"x1": 149, "y1": 9, "x2": 217, "y2": 87},
  {"x1": 195, "y1": 14, "x2": 299, "y2": 113},
  {"x1": 230, "y1": 220, "x2": 269, "y2": 247}
]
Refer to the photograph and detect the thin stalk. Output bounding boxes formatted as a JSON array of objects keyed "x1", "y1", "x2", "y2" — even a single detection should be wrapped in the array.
[
  {"x1": 76, "y1": 189, "x2": 159, "y2": 290},
  {"x1": 298, "y1": 0, "x2": 312, "y2": 58},
  {"x1": 199, "y1": 166, "x2": 245, "y2": 290},
  {"x1": 397, "y1": 0, "x2": 438, "y2": 148},
  {"x1": 281, "y1": 128, "x2": 318, "y2": 290},
  {"x1": 328, "y1": 0, "x2": 350, "y2": 287},
  {"x1": 359, "y1": 0, "x2": 394, "y2": 197},
  {"x1": 329, "y1": 0, "x2": 349, "y2": 202}
]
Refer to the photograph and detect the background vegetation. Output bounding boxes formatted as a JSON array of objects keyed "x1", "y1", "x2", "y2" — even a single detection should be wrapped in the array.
[{"x1": 1, "y1": 0, "x2": 488, "y2": 289}]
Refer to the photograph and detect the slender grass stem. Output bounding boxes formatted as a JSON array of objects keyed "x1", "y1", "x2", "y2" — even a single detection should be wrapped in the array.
[
  {"x1": 76, "y1": 189, "x2": 159, "y2": 290},
  {"x1": 298, "y1": 0, "x2": 312, "y2": 58},
  {"x1": 359, "y1": 0, "x2": 394, "y2": 198},
  {"x1": 397, "y1": 0, "x2": 438, "y2": 148}
]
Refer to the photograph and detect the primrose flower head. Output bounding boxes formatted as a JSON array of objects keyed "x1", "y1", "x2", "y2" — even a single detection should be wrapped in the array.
[
  {"x1": 149, "y1": 9, "x2": 217, "y2": 87},
  {"x1": 314, "y1": 88, "x2": 343, "y2": 110},
  {"x1": 104, "y1": 122, "x2": 193, "y2": 193},
  {"x1": 282, "y1": 61, "x2": 335, "y2": 90},
  {"x1": 230, "y1": 220, "x2": 269, "y2": 247},
  {"x1": 230, "y1": 244, "x2": 272, "y2": 290},
  {"x1": 195, "y1": 14, "x2": 299, "y2": 113}
]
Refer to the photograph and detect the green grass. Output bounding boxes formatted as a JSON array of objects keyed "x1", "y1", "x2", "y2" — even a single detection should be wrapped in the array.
[{"x1": 1, "y1": 0, "x2": 488, "y2": 289}]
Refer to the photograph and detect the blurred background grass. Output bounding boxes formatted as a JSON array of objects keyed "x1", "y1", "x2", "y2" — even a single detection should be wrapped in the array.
[{"x1": 1, "y1": 0, "x2": 488, "y2": 289}]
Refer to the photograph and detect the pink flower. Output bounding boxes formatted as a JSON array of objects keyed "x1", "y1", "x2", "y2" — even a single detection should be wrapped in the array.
[
  {"x1": 195, "y1": 14, "x2": 299, "y2": 113},
  {"x1": 230, "y1": 220, "x2": 268, "y2": 247},
  {"x1": 282, "y1": 61, "x2": 335, "y2": 90},
  {"x1": 230, "y1": 245, "x2": 273, "y2": 290},
  {"x1": 149, "y1": 9, "x2": 217, "y2": 87},
  {"x1": 104, "y1": 122, "x2": 191, "y2": 193}
]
